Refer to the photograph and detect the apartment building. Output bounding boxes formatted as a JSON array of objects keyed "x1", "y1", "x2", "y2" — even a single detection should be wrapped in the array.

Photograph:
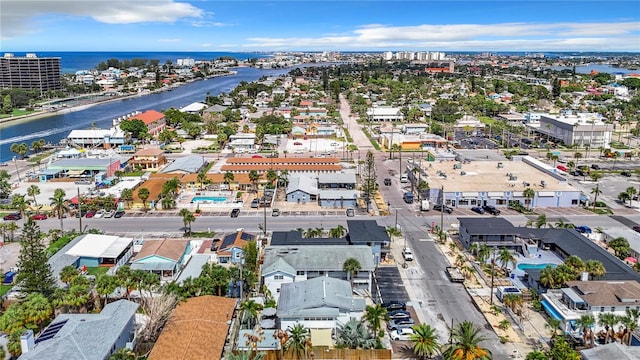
[{"x1": 0, "y1": 53, "x2": 61, "y2": 94}]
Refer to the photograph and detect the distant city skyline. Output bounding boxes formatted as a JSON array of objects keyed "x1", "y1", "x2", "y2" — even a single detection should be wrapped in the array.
[{"x1": 1, "y1": 0, "x2": 639, "y2": 52}]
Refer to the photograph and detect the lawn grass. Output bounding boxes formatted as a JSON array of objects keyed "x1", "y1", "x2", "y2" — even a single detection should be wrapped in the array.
[
  {"x1": 0, "y1": 285, "x2": 13, "y2": 297},
  {"x1": 85, "y1": 267, "x2": 109, "y2": 276}
]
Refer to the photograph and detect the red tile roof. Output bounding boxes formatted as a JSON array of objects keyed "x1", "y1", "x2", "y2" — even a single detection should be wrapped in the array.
[{"x1": 130, "y1": 110, "x2": 165, "y2": 125}]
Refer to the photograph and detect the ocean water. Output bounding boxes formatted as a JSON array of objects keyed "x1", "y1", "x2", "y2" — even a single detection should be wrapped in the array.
[{"x1": 12, "y1": 51, "x2": 271, "y2": 74}]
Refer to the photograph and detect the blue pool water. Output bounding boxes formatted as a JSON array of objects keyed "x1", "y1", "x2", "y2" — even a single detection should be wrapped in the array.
[
  {"x1": 191, "y1": 196, "x2": 227, "y2": 203},
  {"x1": 541, "y1": 299, "x2": 563, "y2": 320},
  {"x1": 517, "y1": 263, "x2": 557, "y2": 270}
]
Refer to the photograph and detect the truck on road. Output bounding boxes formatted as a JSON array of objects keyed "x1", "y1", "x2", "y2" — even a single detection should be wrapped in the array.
[
  {"x1": 446, "y1": 266, "x2": 465, "y2": 283},
  {"x1": 420, "y1": 199, "x2": 430, "y2": 211},
  {"x1": 403, "y1": 192, "x2": 414, "y2": 204}
]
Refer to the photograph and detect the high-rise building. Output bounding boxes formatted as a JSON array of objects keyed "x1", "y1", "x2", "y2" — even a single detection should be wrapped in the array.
[{"x1": 0, "y1": 53, "x2": 61, "y2": 94}]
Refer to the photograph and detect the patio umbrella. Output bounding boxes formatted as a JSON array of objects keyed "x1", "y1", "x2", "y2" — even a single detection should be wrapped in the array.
[{"x1": 625, "y1": 257, "x2": 637, "y2": 264}]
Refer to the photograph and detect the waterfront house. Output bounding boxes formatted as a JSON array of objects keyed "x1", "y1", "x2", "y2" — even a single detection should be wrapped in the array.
[{"x1": 129, "y1": 110, "x2": 167, "y2": 137}]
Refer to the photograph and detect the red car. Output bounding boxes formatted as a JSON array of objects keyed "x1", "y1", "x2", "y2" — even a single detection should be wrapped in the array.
[
  {"x1": 251, "y1": 155, "x2": 263, "y2": 158},
  {"x1": 30, "y1": 213, "x2": 47, "y2": 220},
  {"x1": 294, "y1": 142, "x2": 302, "y2": 146},
  {"x1": 85, "y1": 210, "x2": 97, "y2": 218}
]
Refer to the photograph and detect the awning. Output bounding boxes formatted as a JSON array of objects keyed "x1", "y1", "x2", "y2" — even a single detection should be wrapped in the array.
[
  {"x1": 262, "y1": 307, "x2": 277, "y2": 317},
  {"x1": 310, "y1": 329, "x2": 332, "y2": 347},
  {"x1": 625, "y1": 257, "x2": 637, "y2": 264},
  {"x1": 562, "y1": 287, "x2": 585, "y2": 304},
  {"x1": 66, "y1": 170, "x2": 84, "y2": 175}
]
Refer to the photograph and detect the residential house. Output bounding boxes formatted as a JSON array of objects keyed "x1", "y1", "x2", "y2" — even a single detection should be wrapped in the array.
[
  {"x1": 366, "y1": 106, "x2": 403, "y2": 122},
  {"x1": 402, "y1": 123, "x2": 429, "y2": 134},
  {"x1": 148, "y1": 296, "x2": 236, "y2": 360},
  {"x1": 229, "y1": 133, "x2": 257, "y2": 152},
  {"x1": 277, "y1": 277, "x2": 366, "y2": 346},
  {"x1": 159, "y1": 155, "x2": 206, "y2": 174},
  {"x1": 18, "y1": 300, "x2": 139, "y2": 360},
  {"x1": 270, "y1": 231, "x2": 348, "y2": 247},
  {"x1": 130, "y1": 239, "x2": 190, "y2": 281},
  {"x1": 581, "y1": 342, "x2": 640, "y2": 359},
  {"x1": 214, "y1": 230, "x2": 255, "y2": 264},
  {"x1": 347, "y1": 220, "x2": 391, "y2": 264},
  {"x1": 129, "y1": 148, "x2": 167, "y2": 171},
  {"x1": 64, "y1": 233, "x2": 134, "y2": 270},
  {"x1": 261, "y1": 245, "x2": 375, "y2": 300},
  {"x1": 286, "y1": 175, "x2": 318, "y2": 204},
  {"x1": 179, "y1": 102, "x2": 208, "y2": 114},
  {"x1": 318, "y1": 190, "x2": 358, "y2": 208},
  {"x1": 599, "y1": 228, "x2": 640, "y2": 261},
  {"x1": 66, "y1": 128, "x2": 126, "y2": 149},
  {"x1": 318, "y1": 172, "x2": 356, "y2": 190},
  {"x1": 221, "y1": 157, "x2": 342, "y2": 174},
  {"x1": 129, "y1": 110, "x2": 166, "y2": 137}
]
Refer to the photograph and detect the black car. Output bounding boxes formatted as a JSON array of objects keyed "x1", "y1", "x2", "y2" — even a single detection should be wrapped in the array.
[
  {"x1": 591, "y1": 164, "x2": 600, "y2": 170},
  {"x1": 113, "y1": 210, "x2": 125, "y2": 218},
  {"x1": 384, "y1": 178, "x2": 392, "y2": 186},
  {"x1": 633, "y1": 225, "x2": 640, "y2": 233},
  {"x1": 471, "y1": 206, "x2": 485, "y2": 214},
  {"x1": 381, "y1": 301, "x2": 406, "y2": 311},
  {"x1": 3, "y1": 212, "x2": 21, "y2": 221},
  {"x1": 230, "y1": 208, "x2": 240, "y2": 218},
  {"x1": 621, "y1": 171, "x2": 632, "y2": 177},
  {"x1": 482, "y1": 205, "x2": 501, "y2": 215},
  {"x1": 433, "y1": 204, "x2": 453, "y2": 214}
]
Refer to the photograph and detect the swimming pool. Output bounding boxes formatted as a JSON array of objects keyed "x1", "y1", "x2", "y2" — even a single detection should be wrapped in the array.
[
  {"x1": 517, "y1": 263, "x2": 557, "y2": 270},
  {"x1": 191, "y1": 196, "x2": 228, "y2": 203},
  {"x1": 541, "y1": 299, "x2": 563, "y2": 320}
]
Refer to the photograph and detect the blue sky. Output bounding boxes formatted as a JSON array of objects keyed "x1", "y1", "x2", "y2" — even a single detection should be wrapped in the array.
[{"x1": 2, "y1": 1, "x2": 639, "y2": 52}]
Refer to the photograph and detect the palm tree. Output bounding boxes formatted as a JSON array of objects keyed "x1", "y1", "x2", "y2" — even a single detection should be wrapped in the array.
[
  {"x1": 27, "y1": 184, "x2": 40, "y2": 207},
  {"x1": 364, "y1": 304, "x2": 388, "y2": 338},
  {"x1": 49, "y1": 188, "x2": 69, "y2": 232},
  {"x1": 591, "y1": 185, "x2": 602, "y2": 210},
  {"x1": 278, "y1": 169, "x2": 289, "y2": 187},
  {"x1": 625, "y1": 186, "x2": 637, "y2": 207},
  {"x1": 443, "y1": 320, "x2": 491, "y2": 360},
  {"x1": 248, "y1": 170, "x2": 260, "y2": 192},
  {"x1": 608, "y1": 236, "x2": 630, "y2": 259},
  {"x1": 611, "y1": 151, "x2": 620, "y2": 170},
  {"x1": 590, "y1": 171, "x2": 603, "y2": 183},
  {"x1": 239, "y1": 299, "x2": 262, "y2": 328},
  {"x1": 503, "y1": 293, "x2": 523, "y2": 315},
  {"x1": 584, "y1": 259, "x2": 605, "y2": 280},
  {"x1": 623, "y1": 308, "x2": 640, "y2": 346},
  {"x1": 224, "y1": 171, "x2": 235, "y2": 188},
  {"x1": 95, "y1": 274, "x2": 118, "y2": 309},
  {"x1": 598, "y1": 312, "x2": 618, "y2": 344},
  {"x1": 59, "y1": 265, "x2": 79, "y2": 285},
  {"x1": 410, "y1": 323, "x2": 440, "y2": 359},
  {"x1": 539, "y1": 265, "x2": 556, "y2": 289},
  {"x1": 179, "y1": 208, "x2": 196, "y2": 235},
  {"x1": 336, "y1": 317, "x2": 376, "y2": 349},
  {"x1": 576, "y1": 314, "x2": 595, "y2": 348},
  {"x1": 477, "y1": 244, "x2": 491, "y2": 263},
  {"x1": 11, "y1": 194, "x2": 30, "y2": 218},
  {"x1": 343, "y1": 257, "x2": 361, "y2": 290},
  {"x1": 137, "y1": 187, "x2": 150, "y2": 209},
  {"x1": 545, "y1": 318, "x2": 561, "y2": 338},
  {"x1": 196, "y1": 168, "x2": 209, "y2": 190},
  {"x1": 285, "y1": 323, "x2": 311, "y2": 360},
  {"x1": 497, "y1": 247, "x2": 516, "y2": 272},
  {"x1": 564, "y1": 255, "x2": 585, "y2": 275},
  {"x1": 523, "y1": 187, "x2": 535, "y2": 210},
  {"x1": 535, "y1": 214, "x2": 547, "y2": 229},
  {"x1": 120, "y1": 188, "x2": 134, "y2": 209},
  {"x1": 21, "y1": 292, "x2": 53, "y2": 329},
  {"x1": 266, "y1": 169, "x2": 278, "y2": 186},
  {"x1": 329, "y1": 225, "x2": 346, "y2": 238}
]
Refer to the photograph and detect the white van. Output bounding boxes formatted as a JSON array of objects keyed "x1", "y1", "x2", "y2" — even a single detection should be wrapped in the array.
[{"x1": 400, "y1": 173, "x2": 408, "y2": 183}]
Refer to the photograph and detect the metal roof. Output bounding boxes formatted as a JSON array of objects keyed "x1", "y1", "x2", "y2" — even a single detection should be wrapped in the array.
[
  {"x1": 159, "y1": 155, "x2": 205, "y2": 174},
  {"x1": 262, "y1": 245, "x2": 375, "y2": 276},
  {"x1": 176, "y1": 255, "x2": 210, "y2": 284},
  {"x1": 277, "y1": 277, "x2": 365, "y2": 318},
  {"x1": 65, "y1": 234, "x2": 132, "y2": 259},
  {"x1": 346, "y1": 220, "x2": 391, "y2": 244},
  {"x1": 270, "y1": 231, "x2": 347, "y2": 246}
]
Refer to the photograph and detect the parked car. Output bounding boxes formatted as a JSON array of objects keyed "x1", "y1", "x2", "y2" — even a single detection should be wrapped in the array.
[
  {"x1": 391, "y1": 327, "x2": 415, "y2": 341},
  {"x1": 113, "y1": 210, "x2": 125, "y2": 218},
  {"x1": 482, "y1": 205, "x2": 501, "y2": 215},
  {"x1": 3, "y1": 213, "x2": 21, "y2": 221},
  {"x1": 93, "y1": 209, "x2": 105, "y2": 218},
  {"x1": 471, "y1": 206, "x2": 485, "y2": 214},
  {"x1": 591, "y1": 164, "x2": 600, "y2": 170},
  {"x1": 621, "y1": 171, "x2": 632, "y2": 177},
  {"x1": 384, "y1": 178, "x2": 392, "y2": 186},
  {"x1": 85, "y1": 209, "x2": 97, "y2": 218},
  {"x1": 576, "y1": 225, "x2": 592, "y2": 234},
  {"x1": 633, "y1": 225, "x2": 640, "y2": 233},
  {"x1": 346, "y1": 208, "x2": 355, "y2": 217},
  {"x1": 251, "y1": 199, "x2": 259, "y2": 208},
  {"x1": 433, "y1": 204, "x2": 453, "y2": 214},
  {"x1": 381, "y1": 301, "x2": 406, "y2": 311},
  {"x1": 103, "y1": 210, "x2": 115, "y2": 218},
  {"x1": 230, "y1": 208, "x2": 240, "y2": 218},
  {"x1": 402, "y1": 248, "x2": 414, "y2": 261},
  {"x1": 30, "y1": 213, "x2": 47, "y2": 220},
  {"x1": 271, "y1": 208, "x2": 280, "y2": 217},
  {"x1": 388, "y1": 310, "x2": 411, "y2": 320},
  {"x1": 75, "y1": 209, "x2": 88, "y2": 218},
  {"x1": 387, "y1": 318, "x2": 415, "y2": 330},
  {"x1": 294, "y1": 141, "x2": 303, "y2": 146},
  {"x1": 251, "y1": 155, "x2": 263, "y2": 158}
]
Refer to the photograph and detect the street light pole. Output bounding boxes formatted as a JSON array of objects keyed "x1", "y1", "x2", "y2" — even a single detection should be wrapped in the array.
[
  {"x1": 395, "y1": 208, "x2": 398, "y2": 230},
  {"x1": 490, "y1": 247, "x2": 497, "y2": 305}
]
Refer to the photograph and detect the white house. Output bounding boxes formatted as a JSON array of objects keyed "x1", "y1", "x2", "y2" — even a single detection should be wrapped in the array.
[
  {"x1": 277, "y1": 277, "x2": 365, "y2": 347},
  {"x1": 366, "y1": 106, "x2": 403, "y2": 122},
  {"x1": 261, "y1": 245, "x2": 375, "y2": 301}
]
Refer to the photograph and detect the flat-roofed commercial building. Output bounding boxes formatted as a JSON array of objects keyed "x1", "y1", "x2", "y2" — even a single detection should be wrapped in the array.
[
  {"x1": 537, "y1": 113, "x2": 613, "y2": 147},
  {"x1": 423, "y1": 156, "x2": 581, "y2": 209},
  {"x1": 0, "y1": 53, "x2": 61, "y2": 94}
]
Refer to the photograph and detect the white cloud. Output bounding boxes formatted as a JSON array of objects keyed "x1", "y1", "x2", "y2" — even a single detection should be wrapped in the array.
[{"x1": 1, "y1": 0, "x2": 204, "y2": 39}]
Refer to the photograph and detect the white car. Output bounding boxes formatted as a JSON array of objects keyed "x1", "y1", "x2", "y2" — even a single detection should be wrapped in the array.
[
  {"x1": 402, "y1": 247, "x2": 414, "y2": 261},
  {"x1": 391, "y1": 327, "x2": 415, "y2": 341},
  {"x1": 103, "y1": 210, "x2": 115, "y2": 218},
  {"x1": 93, "y1": 209, "x2": 105, "y2": 218}
]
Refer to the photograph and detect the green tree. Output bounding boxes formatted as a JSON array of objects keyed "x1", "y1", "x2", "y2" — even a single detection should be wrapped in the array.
[
  {"x1": 329, "y1": 224, "x2": 347, "y2": 238},
  {"x1": 525, "y1": 350, "x2": 548, "y2": 360},
  {"x1": 119, "y1": 118, "x2": 149, "y2": 139},
  {"x1": 120, "y1": 188, "x2": 134, "y2": 208},
  {"x1": 0, "y1": 169, "x2": 11, "y2": 199},
  {"x1": 590, "y1": 185, "x2": 602, "y2": 210},
  {"x1": 336, "y1": 317, "x2": 376, "y2": 349},
  {"x1": 535, "y1": 214, "x2": 547, "y2": 229},
  {"x1": 248, "y1": 170, "x2": 260, "y2": 192},
  {"x1": 49, "y1": 188, "x2": 69, "y2": 232},
  {"x1": 108, "y1": 347, "x2": 136, "y2": 360},
  {"x1": 497, "y1": 247, "x2": 516, "y2": 272},
  {"x1": 285, "y1": 323, "x2": 311, "y2": 360},
  {"x1": 10, "y1": 142, "x2": 29, "y2": 159},
  {"x1": 27, "y1": 184, "x2": 40, "y2": 207},
  {"x1": 609, "y1": 236, "x2": 630, "y2": 259},
  {"x1": 59, "y1": 265, "x2": 79, "y2": 285},
  {"x1": 548, "y1": 336, "x2": 580, "y2": 360},
  {"x1": 16, "y1": 219, "x2": 56, "y2": 297},
  {"x1": 443, "y1": 320, "x2": 491, "y2": 360},
  {"x1": 410, "y1": 323, "x2": 440, "y2": 359},
  {"x1": 11, "y1": 194, "x2": 30, "y2": 218},
  {"x1": 343, "y1": 257, "x2": 362, "y2": 290},
  {"x1": 95, "y1": 274, "x2": 118, "y2": 310},
  {"x1": 179, "y1": 208, "x2": 196, "y2": 235},
  {"x1": 197, "y1": 168, "x2": 209, "y2": 190},
  {"x1": 539, "y1": 265, "x2": 556, "y2": 289},
  {"x1": 224, "y1": 171, "x2": 235, "y2": 187},
  {"x1": 239, "y1": 299, "x2": 262, "y2": 328},
  {"x1": 523, "y1": 187, "x2": 535, "y2": 210},
  {"x1": 361, "y1": 151, "x2": 377, "y2": 211},
  {"x1": 266, "y1": 169, "x2": 278, "y2": 185},
  {"x1": 598, "y1": 312, "x2": 618, "y2": 344},
  {"x1": 137, "y1": 187, "x2": 150, "y2": 209},
  {"x1": 364, "y1": 304, "x2": 388, "y2": 339}
]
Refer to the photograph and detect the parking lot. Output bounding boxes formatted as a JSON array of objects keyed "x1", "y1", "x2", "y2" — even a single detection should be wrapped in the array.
[{"x1": 374, "y1": 266, "x2": 409, "y2": 304}]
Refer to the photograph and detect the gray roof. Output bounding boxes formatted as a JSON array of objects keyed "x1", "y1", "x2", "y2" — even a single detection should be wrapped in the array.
[
  {"x1": 277, "y1": 277, "x2": 365, "y2": 318},
  {"x1": 458, "y1": 217, "x2": 519, "y2": 235},
  {"x1": 159, "y1": 155, "x2": 206, "y2": 174},
  {"x1": 49, "y1": 158, "x2": 113, "y2": 169},
  {"x1": 19, "y1": 300, "x2": 139, "y2": 360},
  {"x1": 262, "y1": 245, "x2": 374, "y2": 276},
  {"x1": 318, "y1": 172, "x2": 356, "y2": 184},
  {"x1": 130, "y1": 262, "x2": 176, "y2": 271},
  {"x1": 347, "y1": 220, "x2": 391, "y2": 245},
  {"x1": 581, "y1": 342, "x2": 640, "y2": 360},
  {"x1": 270, "y1": 231, "x2": 348, "y2": 246},
  {"x1": 601, "y1": 228, "x2": 640, "y2": 253},
  {"x1": 318, "y1": 189, "x2": 357, "y2": 200},
  {"x1": 176, "y1": 254, "x2": 210, "y2": 284},
  {"x1": 204, "y1": 104, "x2": 228, "y2": 113},
  {"x1": 48, "y1": 235, "x2": 85, "y2": 287},
  {"x1": 286, "y1": 175, "x2": 318, "y2": 196}
]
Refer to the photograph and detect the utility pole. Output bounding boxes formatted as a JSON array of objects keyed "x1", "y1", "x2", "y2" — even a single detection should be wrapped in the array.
[
  {"x1": 263, "y1": 202, "x2": 267, "y2": 238},
  {"x1": 395, "y1": 208, "x2": 398, "y2": 230},
  {"x1": 77, "y1": 187, "x2": 82, "y2": 233},
  {"x1": 440, "y1": 185, "x2": 444, "y2": 241},
  {"x1": 13, "y1": 158, "x2": 21, "y2": 182},
  {"x1": 490, "y1": 247, "x2": 497, "y2": 305}
]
